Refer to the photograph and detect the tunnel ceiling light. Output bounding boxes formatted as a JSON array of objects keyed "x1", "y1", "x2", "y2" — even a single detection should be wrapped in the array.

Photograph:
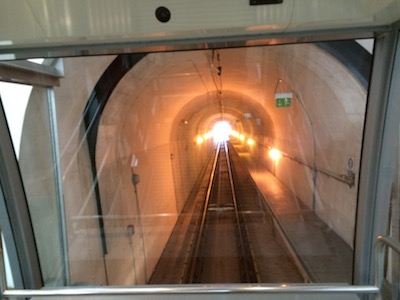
[
  {"x1": 269, "y1": 148, "x2": 281, "y2": 161},
  {"x1": 231, "y1": 130, "x2": 239, "y2": 138},
  {"x1": 247, "y1": 138, "x2": 255, "y2": 146},
  {"x1": 244, "y1": 113, "x2": 252, "y2": 119},
  {"x1": 204, "y1": 132, "x2": 212, "y2": 140},
  {"x1": 196, "y1": 136, "x2": 204, "y2": 144},
  {"x1": 239, "y1": 134, "x2": 245, "y2": 141}
]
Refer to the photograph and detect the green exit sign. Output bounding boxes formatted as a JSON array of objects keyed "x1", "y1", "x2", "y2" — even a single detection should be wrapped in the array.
[{"x1": 275, "y1": 92, "x2": 292, "y2": 108}]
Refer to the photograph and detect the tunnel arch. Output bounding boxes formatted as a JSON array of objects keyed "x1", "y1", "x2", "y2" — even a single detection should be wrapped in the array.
[
  {"x1": 170, "y1": 90, "x2": 276, "y2": 142},
  {"x1": 86, "y1": 41, "x2": 370, "y2": 283},
  {"x1": 169, "y1": 90, "x2": 276, "y2": 211}
]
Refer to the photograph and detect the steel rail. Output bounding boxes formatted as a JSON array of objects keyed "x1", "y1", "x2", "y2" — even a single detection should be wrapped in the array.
[
  {"x1": 184, "y1": 144, "x2": 221, "y2": 283},
  {"x1": 223, "y1": 141, "x2": 258, "y2": 282},
  {"x1": 228, "y1": 143, "x2": 311, "y2": 282}
]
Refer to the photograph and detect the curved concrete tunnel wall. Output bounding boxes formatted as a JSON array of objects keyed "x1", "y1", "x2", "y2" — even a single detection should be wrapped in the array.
[
  {"x1": 169, "y1": 91, "x2": 275, "y2": 214},
  {"x1": 98, "y1": 50, "x2": 281, "y2": 282},
  {"x1": 274, "y1": 45, "x2": 366, "y2": 246},
  {"x1": 22, "y1": 42, "x2": 367, "y2": 285},
  {"x1": 97, "y1": 44, "x2": 367, "y2": 283}
]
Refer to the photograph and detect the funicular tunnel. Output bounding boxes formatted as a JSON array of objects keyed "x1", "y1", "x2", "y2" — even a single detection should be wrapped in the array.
[{"x1": 7, "y1": 41, "x2": 371, "y2": 288}]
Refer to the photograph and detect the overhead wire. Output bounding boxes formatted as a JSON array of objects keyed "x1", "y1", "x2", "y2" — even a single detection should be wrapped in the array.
[{"x1": 209, "y1": 50, "x2": 224, "y2": 119}]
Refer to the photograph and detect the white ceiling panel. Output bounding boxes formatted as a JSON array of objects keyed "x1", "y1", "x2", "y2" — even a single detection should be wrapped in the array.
[
  {"x1": 26, "y1": 0, "x2": 292, "y2": 38},
  {"x1": 0, "y1": 0, "x2": 399, "y2": 59},
  {"x1": 0, "y1": 1, "x2": 45, "y2": 44},
  {"x1": 288, "y1": 0, "x2": 400, "y2": 31}
]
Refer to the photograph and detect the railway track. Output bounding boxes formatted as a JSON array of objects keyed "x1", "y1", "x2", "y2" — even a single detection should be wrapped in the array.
[
  {"x1": 150, "y1": 141, "x2": 303, "y2": 284},
  {"x1": 183, "y1": 141, "x2": 258, "y2": 283}
]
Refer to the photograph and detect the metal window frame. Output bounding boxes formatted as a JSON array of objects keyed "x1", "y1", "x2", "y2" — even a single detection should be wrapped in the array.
[
  {"x1": 47, "y1": 88, "x2": 70, "y2": 286},
  {"x1": 0, "y1": 59, "x2": 67, "y2": 287},
  {"x1": 355, "y1": 27, "x2": 400, "y2": 286},
  {"x1": 0, "y1": 99, "x2": 43, "y2": 289},
  {"x1": 0, "y1": 25, "x2": 384, "y2": 61},
  {"x1": 0, "y1": 60, "x2": 63, "y2": 87},
  {"x1": 0, "y1": 18, "x2": 398, "y2": 298}
]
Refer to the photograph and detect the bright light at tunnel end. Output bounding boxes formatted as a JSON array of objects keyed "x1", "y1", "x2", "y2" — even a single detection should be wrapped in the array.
[
  {"x1": 212, "y1": 121, "x2": 232, "y2": 143},
  {"x1": 197, "y1": 121, "x2": 250, "y2": 145}
]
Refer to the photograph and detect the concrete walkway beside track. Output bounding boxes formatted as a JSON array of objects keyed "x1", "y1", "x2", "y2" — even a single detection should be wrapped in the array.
[{"x1": 233, "y1": 145, "x2": 353, "y2": 283}]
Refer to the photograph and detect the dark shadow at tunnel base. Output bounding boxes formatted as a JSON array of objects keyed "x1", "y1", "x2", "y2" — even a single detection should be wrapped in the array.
[{"x1": 148, "y1": 150, "x2": 216, "y2": 284}]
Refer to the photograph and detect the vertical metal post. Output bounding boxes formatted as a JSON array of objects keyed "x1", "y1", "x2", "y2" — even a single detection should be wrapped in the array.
[
  {"x1": 0, "y1": 183, "x2": 24, "y2": 290},
  {"x1": 47, "y1": 88, "x2": 70, "y2": 285},
  {"x1": 0, "y1": 96, "x2": 42, "y2": 289},
  {"x1": 355, "y1": 29, "x2": 400, "y2": 286},
  {"x1": 0, "y1": 229, "x2": 8, "y2": 294}
]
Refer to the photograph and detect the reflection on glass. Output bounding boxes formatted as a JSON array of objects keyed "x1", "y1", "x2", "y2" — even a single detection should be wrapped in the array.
[
  {"x1": 0, "y1": 82, "x2": 31, "y2": 158},
  {"x1": 387, "y1": 126, "x2": 400, "y2": 297},
  {"x1": 1, "y1": 233, "x2": 14, "y2": 288},
  {"x1": 27, "y1": 58, "x2": 45, "y2": 65},
  {"x1": 0, "y1": 40, "x2": 372, "y2": 287},
  {"x1": 0, "y1": 84, "x2": 65, "y2": 286}
]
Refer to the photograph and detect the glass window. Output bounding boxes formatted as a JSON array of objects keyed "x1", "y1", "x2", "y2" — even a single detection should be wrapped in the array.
[
  {"x1": 0, "y1": 40, "x2": 373, "y2": 288},
  {"x1": 386, "y1": 125, "x2": 400, "y2": 298},
  {"x1": 0, "y1": 82, "x2": 31, "y2": 158},
  {"x1": 0, "y1": 83, "x2": 65, "y2": 286},
  {"x1": 27, "y1": 58, "x2": 44, "y2": 65},
  {"x1": 1, "y1": 233, "x2": 14, "y2": 288}
]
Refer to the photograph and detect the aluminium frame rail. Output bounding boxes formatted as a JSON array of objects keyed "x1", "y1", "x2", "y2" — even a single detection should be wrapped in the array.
[{"x1": 0, "y1": 229, "x2": 399, "y2": 299}]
